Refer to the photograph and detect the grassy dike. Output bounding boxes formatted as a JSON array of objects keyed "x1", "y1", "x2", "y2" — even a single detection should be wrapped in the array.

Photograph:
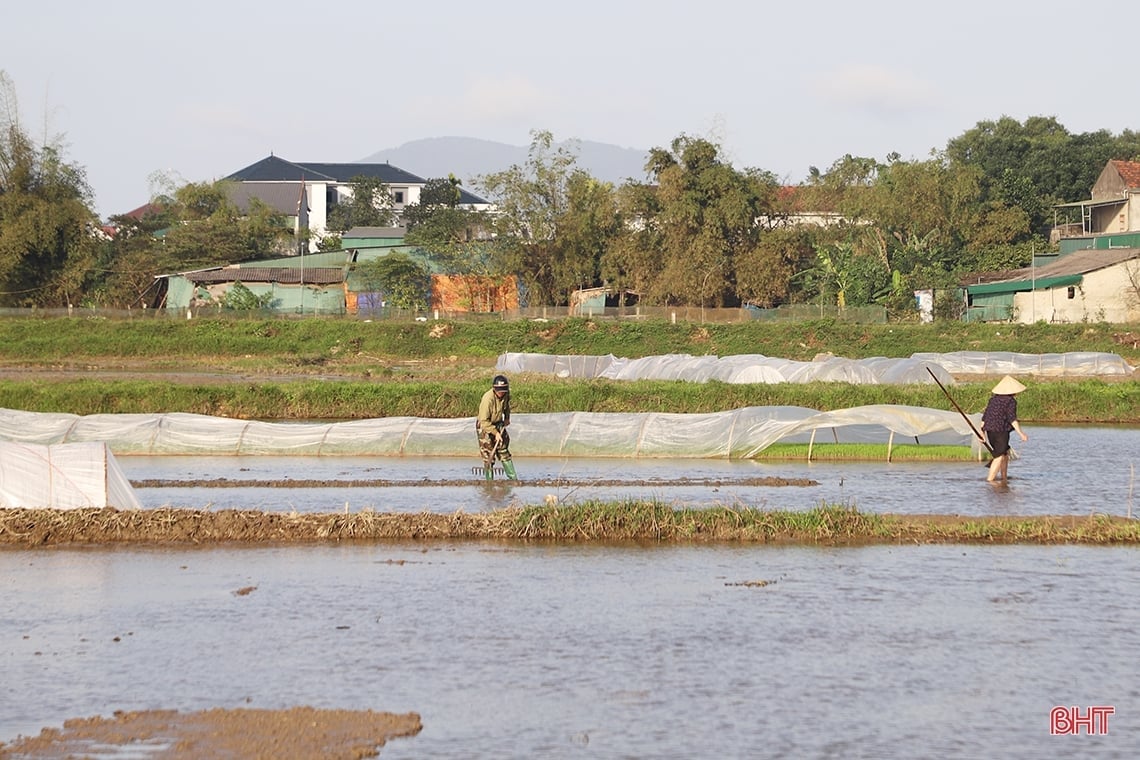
[
  {"x1": 0, "y1": 314, "x2": 1138, "y2": 364},
  {"x1": 2, "y1": 375, "x2": 1138, "y2": 422},
  {"x1": 0, "y1": 316, "x2": 1138, "y2": 422}
]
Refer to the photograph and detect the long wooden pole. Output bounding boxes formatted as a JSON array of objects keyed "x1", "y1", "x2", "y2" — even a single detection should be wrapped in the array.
[{"x1": 926, "y1": 367, "x2": 994, "y2": 456}]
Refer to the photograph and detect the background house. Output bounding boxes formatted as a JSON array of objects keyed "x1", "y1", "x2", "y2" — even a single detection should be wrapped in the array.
[
  {"x1": 1052, "y1": 159, "x2": 1140, "y2": 244},
  {"x1": 964, "y1": 247, "x2": 1140, "y2": 323},
  {"x1": 224, "y1": 155, "x2": 491, "y2": 251},
  {"x1": 962, "y1": 159, "x2": 1140, "y2": 323},
  {"x1": 152, "y1": 156, "x2": 511, "y2": 315}
]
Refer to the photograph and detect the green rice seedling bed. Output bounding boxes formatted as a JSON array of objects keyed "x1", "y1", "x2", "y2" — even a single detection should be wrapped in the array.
[{"x1": 751, "y1": 442, "x2": 977, "y2": 462}]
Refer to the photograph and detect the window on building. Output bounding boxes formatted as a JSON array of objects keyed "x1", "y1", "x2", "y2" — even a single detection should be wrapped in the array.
[
  {"x1": 393, "y1": 190, "x2": 405, "y2": 204},
  {"x1": 1067, "y1": 286, "x2": 1075, "y2": 299}
]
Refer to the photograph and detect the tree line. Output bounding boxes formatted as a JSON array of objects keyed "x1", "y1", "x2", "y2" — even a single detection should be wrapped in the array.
[{"x1": 3, "y1": 71, "x2": 1139, "y2": 316}]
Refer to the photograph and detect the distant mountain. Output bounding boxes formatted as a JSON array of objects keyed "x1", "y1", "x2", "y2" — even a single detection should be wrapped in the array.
[{"x1": 358, "y1": 136, "x2": 651, "y2": 189}]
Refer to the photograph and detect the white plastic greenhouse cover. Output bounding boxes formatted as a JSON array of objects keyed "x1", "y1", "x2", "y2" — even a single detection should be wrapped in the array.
[
  {"x1": 0, "y1": 406, "x2": 979, "y2": 459},
  {"x1": 0, "y1": 442, "x2": 142, "y2": 509},
  {"x1": 910, "y1": 351, "x2": 1134, "y2": 376},
  {"x1": 496, "y1": 352, "x2": 953, "y2": 384},
  {"x1": 496, "y1": 350, "x2": 1133, "y2": 382}
]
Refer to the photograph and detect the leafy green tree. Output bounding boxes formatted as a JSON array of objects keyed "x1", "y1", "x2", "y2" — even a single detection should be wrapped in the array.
[
  {"x1": 599, "y1": 181, "x2": 663, "y2": 302},
  {"x1": 865, "y1": 159, "x2": 981, "y2": 269},
  {"x1": 152, "y1": 182, "x2": 289, "y2": 270},
  {"x1": 476, "y1": 130, "x2": 617, "y2": 305},
  {"x1": 89, "y1": 205, "x2": 173, "y2": 308},
  {"x1": 807, "y1": 240, "x2": 888, "y2": 308},
  {"x1": 402, "y1": 174, "x2": 508, "y2": 308},
  {"x1": 548, "y1": 174, "x2": 619, "y2": 302},
  {"x1": 404, "y1": 174, "x2": 484, "y2": 250},
  {"x1": 221, "y1": 281, "x2": 272, "y2": 310},
  {"x1": 944, "y1": 115, "x2": 1140, "y2": 234},
  {"x1": 800, "y1": 155, "x2": 1019, "y2": 314},
  {"x1": 629, "y1": 134, "x2": 781, "y2": 306},
  {"x1": 0, "y1": 71, "x2": 99, "y2": 306},
  {"x1": 955, "y1": 240, "x2": 1041, "y2": 275},
  {"x1": 354, "y1": 253, "x2": 431, "y2": 311},
  {"x1": 804, "y1": 154, "x2": 881, "y2": 213},
  {"x1": 92, "y1": 179, "x2": 290, "y2": 307},
  {"x1": 734, "y1": 226, "x2": 817, "y2": 307},
  {"x1": 325, "y1": 175, "x2": 395, "y2": 232}
]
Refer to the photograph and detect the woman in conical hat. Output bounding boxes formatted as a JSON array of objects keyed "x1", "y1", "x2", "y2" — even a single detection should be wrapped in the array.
[{"x1": 979, "y1": 375, "x2": 1028, "y2": 483}]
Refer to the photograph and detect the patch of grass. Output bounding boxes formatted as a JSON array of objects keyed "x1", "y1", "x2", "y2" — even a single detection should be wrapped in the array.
[
  {"x1": 1, "y1": 316, "x2": 1138, "y2": 365},
  {"x1": 512, "y1": 501, "x2": 890, "y2": 542},
  {"x1": 752, "y1": 443, "x2": 977, "y2": 461},
  {"x1": 2, "y1": 375, "x2": 1137, "y2": 424}
]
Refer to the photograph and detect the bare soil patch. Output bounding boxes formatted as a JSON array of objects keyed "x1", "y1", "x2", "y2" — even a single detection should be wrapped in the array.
[{"x1": 0, "y1": 706, "x2": 422, "y2": 759}]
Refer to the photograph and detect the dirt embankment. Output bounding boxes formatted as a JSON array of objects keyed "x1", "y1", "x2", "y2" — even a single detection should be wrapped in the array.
[{"x1": 2, "y1": 507, "x2": 1138, "y2": 547}]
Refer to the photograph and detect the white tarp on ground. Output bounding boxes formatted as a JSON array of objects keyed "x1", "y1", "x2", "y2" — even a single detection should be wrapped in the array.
[
  {"x1": 0, "y1": 441, "x2": 142, "y2": 509},
  {"x1": 496, "y1": 350, "x2": 1133, "y2": 382},
  {"x1": 0, "y1": 406, "x2": 979, "y2": 459}
]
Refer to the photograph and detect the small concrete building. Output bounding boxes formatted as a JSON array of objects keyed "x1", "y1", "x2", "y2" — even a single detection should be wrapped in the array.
[
  {"x1": 164, "y1": 264, "x2": 348, "y2": 315},
  {"x1": 964, "y1": 247, "x2": 1140, "y2": 323},
  {"x1": 1053, "y1": 160, "x2": 1140, "y2": 242}
]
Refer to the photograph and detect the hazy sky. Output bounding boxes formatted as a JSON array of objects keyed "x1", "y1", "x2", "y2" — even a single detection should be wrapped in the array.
[{"x1": 7, "y1": 0, "x2": 1138, "y2": 218}]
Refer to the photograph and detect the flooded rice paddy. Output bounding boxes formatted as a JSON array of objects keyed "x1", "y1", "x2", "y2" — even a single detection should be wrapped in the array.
[
  {"x1": 3, "y1": 543, "x2": 1139, "y2": 757},
  {"x1": 2, "y1": 425, "x2": 1139, "y2": 757},
  {"x1": 122, "y1": 425, "x2": 1140, "y2": 519}
]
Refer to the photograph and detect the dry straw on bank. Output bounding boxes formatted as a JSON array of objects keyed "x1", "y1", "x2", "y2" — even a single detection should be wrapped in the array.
[{"x1": 2, "y1": 504, "x2": 1138, "y2": 546}]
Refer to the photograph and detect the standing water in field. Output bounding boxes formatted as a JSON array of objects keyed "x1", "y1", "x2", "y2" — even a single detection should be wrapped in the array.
[
  {"x1": 117, "y1": 425, "x2": 1140, "y2": 519},
  {"x1": 1, "y1": 542, "x2": 1137, "y2": 757},
  {"x1": 2, "y1": 423, "x2": 1138, "y2": 756}
]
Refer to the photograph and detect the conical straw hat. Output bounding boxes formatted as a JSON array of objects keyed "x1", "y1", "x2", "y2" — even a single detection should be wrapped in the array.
[{"x1": 992, "y1": 375, "x2": 1026, "y2": 395}]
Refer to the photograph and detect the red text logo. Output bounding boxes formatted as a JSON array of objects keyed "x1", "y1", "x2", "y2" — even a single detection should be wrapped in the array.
[{"x1": 1050, "y1": 706, "x2": 1114, "y2": 735}]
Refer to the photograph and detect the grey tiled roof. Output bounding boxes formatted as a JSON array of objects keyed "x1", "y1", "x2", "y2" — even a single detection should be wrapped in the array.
[
  {"x1": 226, "y1": 154, "x2": 422, "y2": 185},
  {"x1": 964, "y1": 247, "x2": 1140, "y2": 287},
  {"x1": 344, "y1": 227, "x2": 406, "y2": 238},
  {"x1": 186, "y1": 267, "x2": 345, "y2": 284},
  {"x1": 1009, "y1": 247, "x2": 1140, "y2": 281},
  {"x1": 224, "y1": 155, "x2": 489, "y2": 204},
  {"x1": 226, "y1": 182, "x2": 306, "y2": 215}
]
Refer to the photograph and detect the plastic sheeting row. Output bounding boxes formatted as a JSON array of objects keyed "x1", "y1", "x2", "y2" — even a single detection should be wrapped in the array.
[
  {"x1": 0, "y1": 441, "x2": 141, "y2": 509},
  {"x1": 496, "y1": 350, "x2": 1133, "y2": 383},
  {"x1": 0, "y1": 406, "x2": 980, "y2": 459},
  {"x1": 910, "y1": 351, "x2": 1133, "y2": 376}
]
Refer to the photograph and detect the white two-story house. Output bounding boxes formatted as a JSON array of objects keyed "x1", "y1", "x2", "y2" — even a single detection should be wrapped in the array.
[{"x1": 224, "y1": 154, "x2": 492, "y2": 250}]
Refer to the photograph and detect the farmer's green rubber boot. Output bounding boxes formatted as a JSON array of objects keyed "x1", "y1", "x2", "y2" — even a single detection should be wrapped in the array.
[
  {"x1": 503, "y1": 460, "x2": 517, "y2": 480},
  {"x1": 484, "y1": 464, "x2": 494, "y2": 481}
]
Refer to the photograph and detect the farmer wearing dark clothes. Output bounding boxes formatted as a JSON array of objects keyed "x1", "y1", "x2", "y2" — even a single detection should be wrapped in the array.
[
  {"x1": 980, "y1": 375, "x2": 1028, "y2": 483},
  {"x1": 477, "y1": 374, "x2": 516, "y2": 480}
]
